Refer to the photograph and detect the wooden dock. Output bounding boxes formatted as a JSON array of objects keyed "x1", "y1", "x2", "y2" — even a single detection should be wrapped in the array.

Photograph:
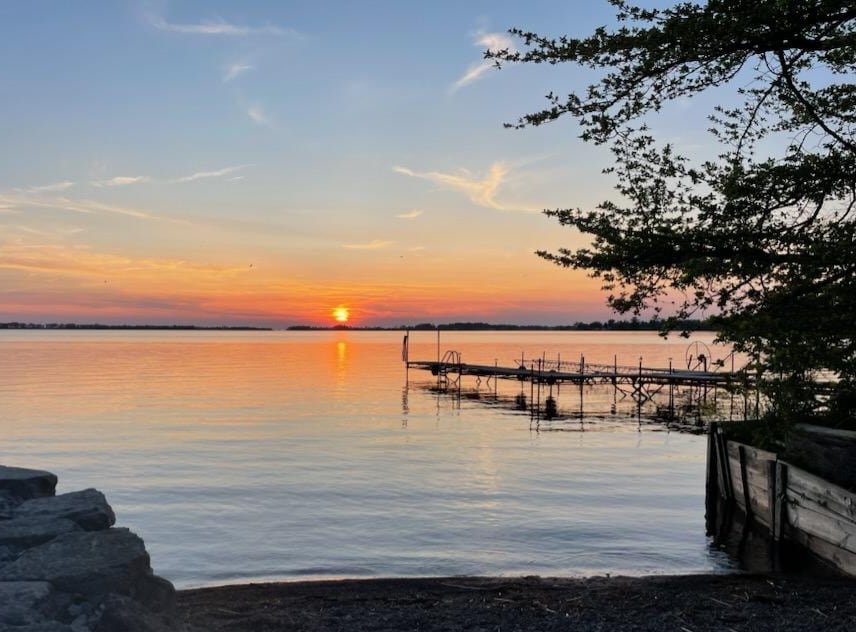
[
  {"x1": 400, "y1": 332, "x2": 758, "y2": 420},
  {"x1": 406, "y1": 357, "x2": 747, "y2": 388}
]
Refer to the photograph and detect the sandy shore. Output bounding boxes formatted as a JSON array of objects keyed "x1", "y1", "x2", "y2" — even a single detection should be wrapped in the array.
[{"x1": 177, "y1": 573, "x2": 856, "y2": 631}]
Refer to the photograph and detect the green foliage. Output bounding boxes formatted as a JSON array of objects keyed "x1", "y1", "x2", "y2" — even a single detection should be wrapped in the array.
[
  {"x1": 720, "y1": 417, "x2": 791, "y2": 453},
  {"x1": 490, "y1": 0, "x2": 856, "y2": 422}
]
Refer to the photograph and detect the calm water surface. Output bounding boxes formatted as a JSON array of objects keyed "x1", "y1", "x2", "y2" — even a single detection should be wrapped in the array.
[{"x1": 1, "y1": 330, "x2": 735, "y2": 587}]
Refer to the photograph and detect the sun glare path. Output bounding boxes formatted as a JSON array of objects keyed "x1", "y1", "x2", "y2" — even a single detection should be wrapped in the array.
[{"x1": 332, "y1": 306, "x2": 349, "y2": 323}]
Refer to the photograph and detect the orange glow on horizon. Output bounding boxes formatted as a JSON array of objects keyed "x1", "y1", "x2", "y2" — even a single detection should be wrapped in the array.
[{"x1": 0, "y1": 240, "x2": 611, "y2": 325}]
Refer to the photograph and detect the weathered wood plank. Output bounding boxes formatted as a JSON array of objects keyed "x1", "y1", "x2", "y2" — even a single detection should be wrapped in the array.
[
  {"x1": 726, "y1": 441, "x2": 776, "y2": 466},
  {"x1": 726, "y1": 456, "x2": 771, "y2": 514},
  {"x1": 786, "y1": 525, "x2": 856, "y2": 576},
  {"x1": 785, "y1": 496, "x2": 856, "y2": 556},
  {"x1": 796, "y1": 423, "x2": 856, "y2": 442},
  {"x1": 727, "y1": 455, "x2": 745, "y2": 509},
  {"x1": 727, "y1": 442, "x2": 775, "y2": 481},
  {"x1": 742, "y1": 444, "x2": 778, "y2": 464},
  {"x1": 726, "y1": 441, "x2": 740, "y2": 459},
  {"x1": 786, "y1": 464, "x2": 856, "y2": 522},
  {"x1": 715, "y1": 430, "x2": 732, "y2": 501}
]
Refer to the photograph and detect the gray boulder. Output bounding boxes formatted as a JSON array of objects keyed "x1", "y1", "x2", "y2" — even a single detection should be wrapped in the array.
[
  {"x1": 0, "y1": 581, "x2": 53, "y2": 626},
  {"x1": 0, "y1": 491, "x2": 18, "y2": 520},
  {"x1": 0, "y1": 624, "x2": 73, "y2": 632},
  {"x1": 0, "y1": 545, "x2": 20, "y2": 562},
  {"x1": 0, "y1": 516, "x2": 81, "y2": 548},
  {"x1": 0, "y1": 466, "x2": 57, "y2": 501},
  {"x1": 0, "y1": 529, "x2": 164, "y2": 604},
  {"x1": 15, "y1": 489, "x2": 116, "y2": 531}
]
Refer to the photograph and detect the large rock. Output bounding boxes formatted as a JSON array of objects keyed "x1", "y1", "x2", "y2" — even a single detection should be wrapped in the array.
[
  {"x1": 0, "y1": 529, "x2": 157, "y2": 601},
  {"x1": 0, "y1": 624, "x2": 74, "y2": 632},
  {"x1": 0, "y1": 581, "x2": 53, "y2": 626},
  {"x1": 0, "y1": 466, "x2": 57, "y2": 501},
  {"x1": 0, "y1": 491, "x2": 18, "y2": 520},
  {"x1": 0, "y1": 545, "x2": 19, "y2": 563},
  {"x1": 14, "y1": 489, "x2": 116, "y2": 531},
  {"x1": 93, "y1": 594, "x2": 179, "y2": 632},
  {"x1": 0, "y1": 516, "x2": 81, "y2": 548}
]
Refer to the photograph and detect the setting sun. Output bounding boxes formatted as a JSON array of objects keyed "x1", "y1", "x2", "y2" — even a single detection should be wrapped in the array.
[{"x1": 332, "y1": 306, "x2": 350, "y2": 323}]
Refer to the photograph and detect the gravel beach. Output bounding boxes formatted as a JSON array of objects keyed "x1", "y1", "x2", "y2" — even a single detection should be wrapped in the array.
[{"x1": 178, "y1": 573, "x2": 856, "y2": 631}]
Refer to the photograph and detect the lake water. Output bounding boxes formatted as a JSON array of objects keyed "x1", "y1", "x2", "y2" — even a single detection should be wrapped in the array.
[{"x1": 1, "y1": 330, "x2": 737, "y2": 588}]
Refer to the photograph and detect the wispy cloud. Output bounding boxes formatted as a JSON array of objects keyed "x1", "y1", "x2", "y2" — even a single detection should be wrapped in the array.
[
  {"x1": 396, "y1": 210, "x2": 423, "y2": 219},
  {"x1": 343, "y1": 240, "x2": 394, "y2": 250},
  {"x1": 3, "y1": 224, "x2": 83, "y2": 240},
  {"x1": 91, "y1": 175, "x2": 152, "y2": 188},
  {"x1": 145, "y1": 10, "x2": 297, "y2": 37},
  {"x1": 0, "y1": 243, "x2": 252, "y2": 280},
  {"x1": 0, "y1": 193, "x2": 183, "y2": 223},
  {"x1": 394, "y1": 162, "x2": 520, "y2": 210},
  {"x1": 451, "y1": 31, "x2": 516, "y2": 92},
  {"x1": 246, "y1": 105, "x2": 270, "y2": 126},
  {"x1": 22, "y1": 181, "x2": 75, "y2": 194},
  {"x1": 172, "y1": 165, "x2": 248, "y2": 183},
  {"x1": 87, "y1": 166, "x2": 247, "y2": 187},
  {"x1": 223, "y1": 62, "x2": 254, "y2": 82}
]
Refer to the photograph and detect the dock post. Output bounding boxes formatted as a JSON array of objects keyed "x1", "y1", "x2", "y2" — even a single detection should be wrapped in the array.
[
  {"x1": 436, "y1": 325, "x2": 440, "y2": 365},
  {"x1": 668, "y1": 357, "x2": 674, "y2": 419},
  {"x1": 436, "y1": 325, "x2": 441, "y2": 390},
  {"x1": 403, "y1": 329, "x2": 410, "y2": 383},
  {"x1": 529, "y1": 362, "x2": 535, "y2": 418},
  {"x1": 706, "y1": 422, "x2": 720, "y2": 532}
]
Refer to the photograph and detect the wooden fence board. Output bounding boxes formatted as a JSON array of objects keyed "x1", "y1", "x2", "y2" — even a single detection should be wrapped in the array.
[
  {"x1": 785, "y1": 497, "x2": 856, "y2": 556},
  {"x1": 786, "y1": 525, "x2": 856, "y2": 576},
  {"x1": 726, "y1": 451, "x2": 772, "y2": 517},
  {"x1": 786, "y1": 464, "x2": 856, "y2": 522}
]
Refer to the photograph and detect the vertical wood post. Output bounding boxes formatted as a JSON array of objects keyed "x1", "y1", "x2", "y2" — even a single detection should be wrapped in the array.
[
  {"x1": 715, "y1": 427, "x2": 733, "y2": 501},
  {"x1": 766, "y1": 459, "x2": 777, "y2": 536},
  {"x1": 773, "y1": 461, "x2": 788, "y2": 541},
  {"x1": 706, "y1": 423, "x2": 720, "y2": 529},
  {"x1": 707, "y1": 423, "x2": 718, "y2": 493},
  {"x1": 738, "y1": 444, "x2": 752, "y2": 517}
]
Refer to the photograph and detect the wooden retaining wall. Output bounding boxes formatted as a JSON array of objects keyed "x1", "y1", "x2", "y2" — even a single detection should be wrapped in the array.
[{"x1": 707, "y1": 423, "x2": 856, "y2": 576}]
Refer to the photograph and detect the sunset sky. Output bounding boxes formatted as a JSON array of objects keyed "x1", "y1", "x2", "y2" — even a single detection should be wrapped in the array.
[{"x1": 0, "y1": 1, "x2": 709, "y2": 327}]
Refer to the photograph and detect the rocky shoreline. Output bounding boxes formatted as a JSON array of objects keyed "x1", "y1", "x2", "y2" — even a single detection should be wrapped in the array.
[
  {"x1": 5, "y1": 463, "x2": 856, "y2": 631},
  {"x1": 0, "y1": 465, "x2": 180, "y2": 631}
]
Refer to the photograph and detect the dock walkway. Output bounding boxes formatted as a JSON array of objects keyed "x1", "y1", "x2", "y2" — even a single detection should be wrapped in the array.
[{"x1": 406, "y1": 357, "x2": 749, "y2": 388}]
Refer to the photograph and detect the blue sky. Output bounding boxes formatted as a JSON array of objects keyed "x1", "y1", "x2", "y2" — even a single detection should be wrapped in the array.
[{"x1": 0, "y1": 1, "x2": 708, "y2": 326}]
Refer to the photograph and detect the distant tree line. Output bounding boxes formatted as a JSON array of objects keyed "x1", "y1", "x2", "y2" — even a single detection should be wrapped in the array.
[
  {"x1": 3, "y1": 320, "x2": 710, "y2": 332},
  {"x1": 287, "y1": 318, "x2": 711, "y2": 332}
]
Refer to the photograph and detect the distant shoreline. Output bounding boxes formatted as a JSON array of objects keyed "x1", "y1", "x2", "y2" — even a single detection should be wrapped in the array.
[
  {"x1": 0, "y1": 323, "x2": 272, "y2": 331},
  {"x1": 1, "y1": 320, "x2": 712, "y2": 333}
]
